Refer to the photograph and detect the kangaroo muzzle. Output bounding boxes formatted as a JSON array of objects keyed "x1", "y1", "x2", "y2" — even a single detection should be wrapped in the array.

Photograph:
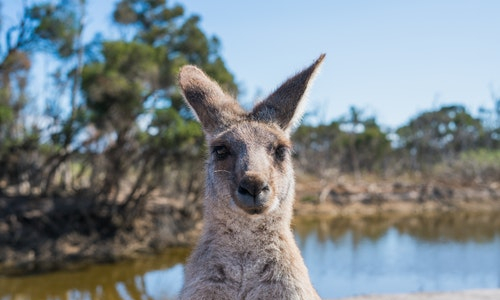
[{"x1": 234, "y1": 174, "x2": 272, "y2": 214}]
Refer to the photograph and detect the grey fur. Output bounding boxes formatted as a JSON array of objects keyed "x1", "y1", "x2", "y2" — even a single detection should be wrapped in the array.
[{"x1": 178, "y1": 54, "x2": 325, "y2": 300}]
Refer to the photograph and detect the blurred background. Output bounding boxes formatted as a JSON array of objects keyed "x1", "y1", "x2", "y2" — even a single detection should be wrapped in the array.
[{"x1": 0, "y1": 0, "x2": 499, "y2": 299}]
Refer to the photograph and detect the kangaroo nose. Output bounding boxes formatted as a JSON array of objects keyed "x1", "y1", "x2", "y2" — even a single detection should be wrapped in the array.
[
  {"x1": 238, "y1": 179, "x2": 269, "y2": 197},
  {"x1": 235, "y1": 175, "x2": 271, "y2": 214}
]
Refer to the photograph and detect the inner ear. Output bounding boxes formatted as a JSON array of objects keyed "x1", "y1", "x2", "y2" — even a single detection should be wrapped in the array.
[
  {"x1": 251, "y1": 54, "x2": 325, "y2": 133},
  {"x1": 178, "y1": 65, "x2": 246, "y2": 135}
]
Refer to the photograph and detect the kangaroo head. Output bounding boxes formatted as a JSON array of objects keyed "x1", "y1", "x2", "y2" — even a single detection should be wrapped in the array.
[{"x1": 178, "y1": 55, "x2": 325, "y2": 217}]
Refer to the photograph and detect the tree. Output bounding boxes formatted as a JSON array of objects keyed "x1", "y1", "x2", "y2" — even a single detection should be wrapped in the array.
[
  {"x1": 1, "y1": 0, "x2": 237, "y2": 211},
  {"x1": 396, "y1": 105, "x2": 484, "y2": 170},
  {"x1": 292, "y1": 108, "x2": 390, "y2": 177},
  {"x1": 0, "y1": 1, "x2": 40, "y2": 190},
  {"x1": 293, "y1": 121, "x2": 344, "y2": 176},
  {"x1": 0, "y1": 0, "x2": 238, "y2": 270},
  {"x1": 339, "y1": 106, "x2": 364, "y2": 177},
  {"x1": 75, "y1": 0, "x2": 237, "y2": 216},
  {"x1": 338, "y1": 107, "x2": 390, "y2": 175},
  {"x1": 478, "y1": 97, "x2": 500, "y2": 149},
  {"x1": 352, "y1": 118, "x2": 390, "y2": 173}
]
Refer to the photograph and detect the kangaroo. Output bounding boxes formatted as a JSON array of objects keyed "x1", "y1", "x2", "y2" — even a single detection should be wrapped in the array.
[{"x1": 177, "y1": 54, "x2": 325, "y2": 300}]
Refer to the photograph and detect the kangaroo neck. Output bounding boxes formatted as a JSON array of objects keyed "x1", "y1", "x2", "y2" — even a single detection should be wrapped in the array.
[{"x1": 203, "y1": 205, "x2": 294, "y2": 246}]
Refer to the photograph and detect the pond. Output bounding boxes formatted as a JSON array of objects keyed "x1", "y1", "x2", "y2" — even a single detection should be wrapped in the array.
[{"x1": 1, "y1": 211, "x2": 500, "y2": 299}]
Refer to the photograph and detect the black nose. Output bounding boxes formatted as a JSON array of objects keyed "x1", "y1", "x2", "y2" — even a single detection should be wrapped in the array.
[
  {"x1": 235, "y1": 176, "x2": 271, "y2": 214},
  {"x1": 238, "y1": 179, "x2": 269, "y2": 198}
]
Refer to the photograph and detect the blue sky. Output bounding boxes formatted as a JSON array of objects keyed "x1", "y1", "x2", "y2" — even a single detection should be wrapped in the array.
[{"x1": 3, "y1": 0, "x2": 500, "y2": 128}]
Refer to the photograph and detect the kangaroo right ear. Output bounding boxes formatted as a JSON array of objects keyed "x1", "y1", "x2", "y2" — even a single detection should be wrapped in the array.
[
  {"x1": 178, "y1": 65, "x2": 245, "y2": 136},
  {"x1": 251, "y1": 54, "x2": 325, "y2": 134}
]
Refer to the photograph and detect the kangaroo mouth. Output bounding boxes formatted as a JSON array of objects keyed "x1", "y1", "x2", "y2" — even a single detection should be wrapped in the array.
[
  {"x1": 245, "y1": 207, "x2": 266, "y2": 215},
  {"x1": 234, "y1": 192, "x2": 272, "y2": 215},
  {"x1": 231, "y1": 194, "x2": 270, "y2": 215},
  {"x1": 234, "y1": 198, "x2": 268, "y2": 215}
]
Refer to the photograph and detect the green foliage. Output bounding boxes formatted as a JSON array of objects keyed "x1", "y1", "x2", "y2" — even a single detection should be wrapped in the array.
[
  {"x1": 293, "y1": 107, "x2": 390, "y2": 175},
  {"x1": 0, "y1": 0, "x2": 238, "y2": 205},
  {"x1": 460, "y1": 149, "x2": 500, "y2": 168},
  {"x1": 28, "y1": 1, "x2": 81, "y2": 57},
  {"x1": 293, "y1": 122, "x2": 342, "y2": 174},
  {"x1": 433, "y1": 149, "x2": 500, "y2": 183},
  {"x1": 74, "y1": 0, "x2": 237, "y2": 204},
  {"x1": 354, "y1": 120, "x2": 391, "y2": 172},
  {"x1": 82, "y1": 41, "x2": 163, "y2": 129},
  {"x1": 0, "y1": 101, "x2": 13, "y2": 124},
  {"x1": 1, "y1": 50, "x2": 32, "y2": 154},
  {"x1": 397, "y1": 105, "x2": 484, "y2": 168},
  {"x1": 148, "y1": 107, "x2": 203, "y2": 148},
  {"x1": 112, "y1": 0, "x2": 237, "y2": 94}
]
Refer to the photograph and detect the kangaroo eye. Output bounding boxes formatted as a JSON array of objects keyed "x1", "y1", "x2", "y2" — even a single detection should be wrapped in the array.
[
  {"x1": 274, "y1": 145, "x2": 288, "y2": 161},
  {"x1": 213, "y1": 145, "x2": 230, "y2": 160}
]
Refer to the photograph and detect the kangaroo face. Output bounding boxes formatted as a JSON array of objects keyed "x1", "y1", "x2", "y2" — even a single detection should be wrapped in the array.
[
  {"x1": 178, "y1": 54, "x2": 325, "y2": 217},
  {"x1": 208, "y1": 122, "x2": 292, "y2": 215}
]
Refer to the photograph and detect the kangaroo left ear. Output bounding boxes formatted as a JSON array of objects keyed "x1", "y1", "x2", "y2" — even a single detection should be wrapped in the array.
[
  {"x1": 251, "y1": 54, "x2": 325, "y2": 134},
  {"x1": 178, "y1": 65, "x2": 246, "y2": 136}
]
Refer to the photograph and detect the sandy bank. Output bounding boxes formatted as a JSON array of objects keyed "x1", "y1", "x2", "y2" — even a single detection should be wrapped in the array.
[
  {"x1": 337, "y1": 289, "x2": 500, "y2": 300},
  {"x1": 294, "y1": 176, "x2": 500, "y2": 216}
]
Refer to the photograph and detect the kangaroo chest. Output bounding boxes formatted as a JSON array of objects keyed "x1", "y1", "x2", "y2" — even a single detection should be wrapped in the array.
[
  {"x1": 208, "y1": 249, "x2": 281, "y2": 283},
  {"x1": 200, "y1": 226, "x2": 292, "y2": 284}
]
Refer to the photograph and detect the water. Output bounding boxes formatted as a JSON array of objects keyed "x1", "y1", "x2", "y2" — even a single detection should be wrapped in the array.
[
  {"x1": 296, "y1": 213, "x2": 500, "y2": 298},
  {"x1": 1, "y1": 212, "x2": 500, "y2": 299}
]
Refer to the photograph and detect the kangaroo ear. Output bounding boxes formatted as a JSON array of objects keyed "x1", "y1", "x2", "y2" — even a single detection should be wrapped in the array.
[
  {"x1": 178, "y1": 65, "x2": 245, "y2": 136},
  {"x1": 252, "y1": 54, "x2": 325, "y2": 134}
]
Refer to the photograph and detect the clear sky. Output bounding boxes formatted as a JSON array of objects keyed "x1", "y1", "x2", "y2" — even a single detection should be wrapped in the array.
[{"x1": 3, "y1": 0, "x2": 500, "y2": 129}]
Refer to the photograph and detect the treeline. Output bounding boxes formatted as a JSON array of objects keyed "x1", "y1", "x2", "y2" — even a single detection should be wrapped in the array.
[
  {"x1": 294, "y1": 104, "x2": 499, "y2": 183},
  {"x1": 0, "y1": 0, "x2": 235, "y2": 222},
  {"x1": 1, "y1": 0, "x2": 499, "y2": 211}
]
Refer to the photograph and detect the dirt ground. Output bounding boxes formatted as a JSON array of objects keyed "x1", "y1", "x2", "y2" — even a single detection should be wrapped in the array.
[
  {"x1": 337, "y1": 289, "x2": 500, "y2": 300},
  {"x1": 293, "y1": 174, "x2": 500, "y2": 216}
]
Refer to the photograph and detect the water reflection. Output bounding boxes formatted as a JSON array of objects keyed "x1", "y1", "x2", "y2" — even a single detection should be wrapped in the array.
[
  {"x1": 0, "y1": 248, "x2": 188, "y2": 300},
  {"x1": 1, "y1": 211, "x2": 500, "y2": 299},
  {"x1": 295, "y1": 212, "x2": 500, "y2": 298},
  {"x1": 293, "y1": 211, "x2": 500, "y2": 245}
]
